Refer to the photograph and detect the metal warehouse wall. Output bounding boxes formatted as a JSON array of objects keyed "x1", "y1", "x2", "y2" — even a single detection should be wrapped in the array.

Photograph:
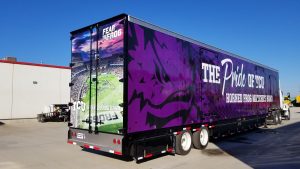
[{"x1": 0, "y1": 61, "x2": 71, "y2": 119}]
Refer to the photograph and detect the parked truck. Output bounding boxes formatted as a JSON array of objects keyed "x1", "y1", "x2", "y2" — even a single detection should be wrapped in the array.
[
  {"x1": 279, "y1": 91, "x2": 291, "y2": 120},
  {"x1": 67, "y1": 14, "x2": 281, "y2": 161},
  {"x1": 37, "y1": 104, "x2": 69, "y2": 122},
  {"x1": 294, "y1": 95, "x2": 300, "y2": 107}
]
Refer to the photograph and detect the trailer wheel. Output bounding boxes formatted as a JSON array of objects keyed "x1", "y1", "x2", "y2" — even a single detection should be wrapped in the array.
[
  {"x1": 287, "y1": 110, "x2": 291, "y2": 120},
  {"x1": 40, "y1": 115, "x2": 46, "y2": 123},
  {"x1": 273, "y1": 111, "x2": 278, "y2": 125},
  {"x1": 277, "y1": 111, "x2": 282, "y2": 124},
  {"x1": 192, "y1": 127, "x2": 209, "y2": 150},
  {"x1": 175, "y1": 131, "x2": 192, "y2": 155}
]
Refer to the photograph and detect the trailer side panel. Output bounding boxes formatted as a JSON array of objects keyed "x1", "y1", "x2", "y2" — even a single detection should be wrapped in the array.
[{"x1": 127, "y1": 22, "x2": 279, "y2": 133}]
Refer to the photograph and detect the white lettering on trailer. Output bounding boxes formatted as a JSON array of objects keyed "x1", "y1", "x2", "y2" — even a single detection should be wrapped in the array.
[
  {"x1": 201, "y1": 63, "x2": 220, "y2": 84},
  {"x1": 221, "y1": 58, "x2": 233, "y2": 95},
  {"x1": 243, "y1": 94, "x2": 252, "y2": 102},
  {"x1": 255, "y1": 75, "x2": 265, "y2": 89},
  {"x1": 225, "y1": 93, "x2": 273, "y2": 103},
  {"x1": 221, "y1": 58, "x2": 246, "y2": 95},
  {"x1": 72, "y1": 101, "x2": 86, "y2": 112},
  {"x1": 267, "y1": 95, "x2": 273, "y2": 102},
  {"x1": 248, "y1": 74, "x2": 255, "y2": 88},
  {"x1": 102, "y1": 24, "x2": 122, "y2": 40}
]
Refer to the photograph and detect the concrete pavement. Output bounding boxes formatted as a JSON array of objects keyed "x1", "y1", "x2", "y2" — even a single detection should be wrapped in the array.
[{"x1": 0, "y1": 107, "x2": 299, "y2": 169}]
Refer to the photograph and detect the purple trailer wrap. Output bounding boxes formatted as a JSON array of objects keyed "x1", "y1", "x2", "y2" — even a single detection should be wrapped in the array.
[
  {"x1": 127, "y1": 22, "x2": 279, "y2": 133},
  {"x1": 68, "y1": 15, "x2": 280, "y2": 159}
]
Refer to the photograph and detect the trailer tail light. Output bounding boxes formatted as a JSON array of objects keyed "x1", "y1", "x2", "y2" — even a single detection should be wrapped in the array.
[
  {"x1": 83, "y1": 144, "x2": 90, "y2": 148},
  {"x1": 113, "y1": 138, "x2": 121, "y2": 144},
  {"x1": 71, "y1": 131, "x2": 76, "y2": 137}
]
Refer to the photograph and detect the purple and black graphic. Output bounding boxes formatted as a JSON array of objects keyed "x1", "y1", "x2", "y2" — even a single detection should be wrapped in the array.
[{"x1": 127, "y1": 22, "x2": 279, "y2": 133}]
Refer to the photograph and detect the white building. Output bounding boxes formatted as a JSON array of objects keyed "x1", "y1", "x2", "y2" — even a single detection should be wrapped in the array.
[{"x1": 0, "y1": 59, "x2": 71, "y2": 119}]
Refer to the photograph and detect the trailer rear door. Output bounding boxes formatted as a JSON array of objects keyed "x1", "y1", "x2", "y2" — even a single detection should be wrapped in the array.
[{"x1": 70, "y1": 18, "x2": 125, "y2": 134}]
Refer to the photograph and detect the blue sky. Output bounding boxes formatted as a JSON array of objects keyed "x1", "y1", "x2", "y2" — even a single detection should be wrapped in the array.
[{"x1": 0, "y1": 0, "x2": 299, "y2": 96}]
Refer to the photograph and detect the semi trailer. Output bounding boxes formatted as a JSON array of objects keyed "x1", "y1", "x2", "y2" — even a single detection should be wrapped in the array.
[{"x1": 67, "y1": 14, "x2": 281, "y2": 161}]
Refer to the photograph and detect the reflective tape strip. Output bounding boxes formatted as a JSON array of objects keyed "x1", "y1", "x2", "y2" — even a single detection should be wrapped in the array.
[
  {"x1": 167, "y1": 148, "x2": 173, "y2": 152},
  {"x1": 144, "y1": 153, "x2": 153, "y2": 158},
  {"x1": 94, "y1": 146, "x2": 100, "y2": 150},
  {"x1": 67, "y1": 141, "x2": 77, "y2": 145},
  {"x1": 137, "y1": 157, "x2": 143, "y2": 160},
  {"x1": 173, "y1": 131, "x2": 182, "y2": 135},
  {"x1": 114, "y1": 151, "x2": 122, "y2": 155},
  {"x1": 109, "y1": 150, "x2": 114, "y2": 154},
  {"x1": 89, "y1": 145, "x2": 94, "y2": 149},
  {"x1": 161, "y1": 150, "x2": 166, "y2": 153},
  {"x1": 193, "y1": 128, "x2": 200, "y2": 131}
]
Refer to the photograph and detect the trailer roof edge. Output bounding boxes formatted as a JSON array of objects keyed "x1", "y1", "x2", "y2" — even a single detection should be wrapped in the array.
[
  {"x1": 128, "y1": 15, "x2": 278, "y2": 72},
  {"x1": 70, "y1": 13, "x2": 128, "y2": 35}
]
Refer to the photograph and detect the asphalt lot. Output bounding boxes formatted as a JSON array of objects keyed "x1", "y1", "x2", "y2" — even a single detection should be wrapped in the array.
[{"x1": 1, "y1": 107, "x2": 300, "y2": 169}]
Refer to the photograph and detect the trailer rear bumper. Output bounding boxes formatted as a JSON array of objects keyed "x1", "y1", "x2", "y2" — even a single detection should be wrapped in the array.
[{"x1": 67, "y1": 128, "x2": 124, "y2": 156}]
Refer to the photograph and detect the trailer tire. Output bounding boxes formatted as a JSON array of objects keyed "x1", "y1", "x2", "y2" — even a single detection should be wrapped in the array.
[
  {"x1": 273, "y1": 111, "x2": 278, "y2": 125},
  {"x1": 175, "y1": 131, "x2": 192, "y2": 155},
  {"x1": 277, "y1": 111, "x2": 282, "y2": 124},
  {"x1": 287, "y1": 109, "x2": 291, "y2": 120},
  {"x1": 40, "y1": 115, "x2": 46, "y2": 123},
  {"x1": 192, "y1": 127, "x2": 209, "y2": 150}
]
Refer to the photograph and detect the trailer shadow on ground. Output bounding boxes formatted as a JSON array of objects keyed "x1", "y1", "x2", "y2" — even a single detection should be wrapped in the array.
[
  {"x1": 0, "y1": 121, "x2": 5, "y2": 126},
  {"x1": 82, "y1": 121, "x2": 300, "y2": 167},
  {"x1": 81, "y1": 148, "x2": 134, "y2": 162},
  {"x1": 212, "y1": 121, "x2": 300, "y2": 169},
  {"x1": 294, "y1": 109, "x2": 300, "y2": 113}
]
